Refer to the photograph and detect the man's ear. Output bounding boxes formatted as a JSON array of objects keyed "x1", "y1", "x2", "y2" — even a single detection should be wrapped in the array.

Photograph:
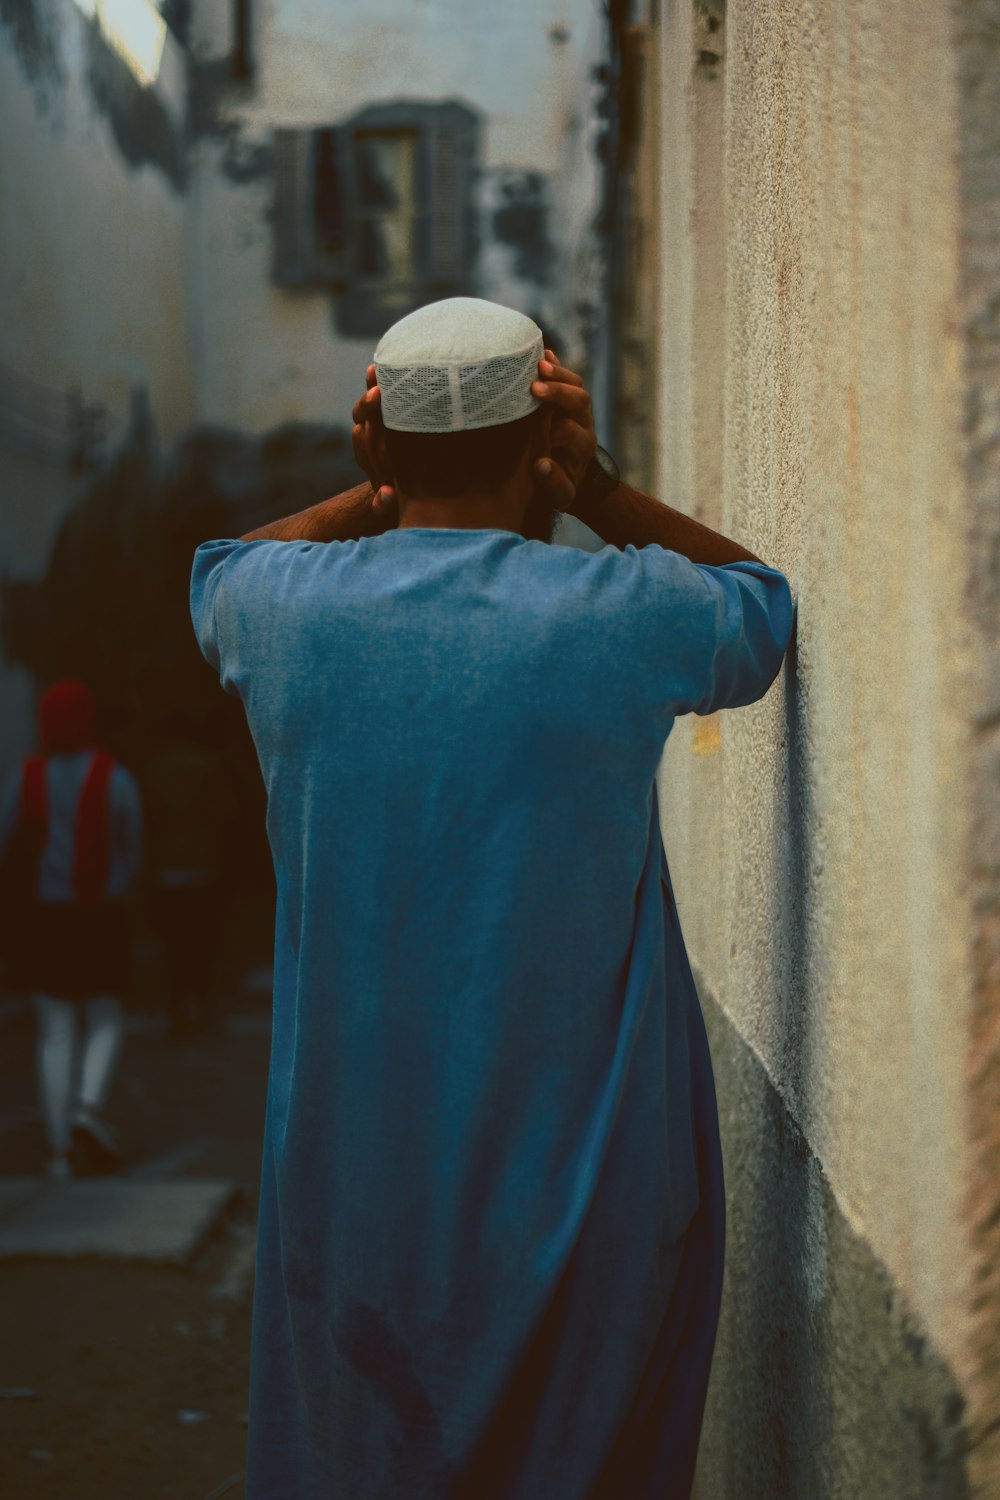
[
  {"x1": 370, "y1": 422, "x2": 394, "y2": 485},
  {"x1": 532, "y1": 404, "x2": 556, "y2": 461}
]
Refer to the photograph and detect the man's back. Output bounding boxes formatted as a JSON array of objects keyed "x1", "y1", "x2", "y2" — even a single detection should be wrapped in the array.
[{"x1": 192, "y1": 526, "x2": 790, "y2": 1498}]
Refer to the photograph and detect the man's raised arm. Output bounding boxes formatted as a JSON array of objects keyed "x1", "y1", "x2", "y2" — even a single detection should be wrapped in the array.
[
  {"x1": 530, "y1": 355, "x2": 766, "y2": 567},
  {"x1": 241, "y1": 371, "x2": 395, "y2": 543},
  {"x1": 240, "y1": 481, "x2": 389, "y2": 544}
]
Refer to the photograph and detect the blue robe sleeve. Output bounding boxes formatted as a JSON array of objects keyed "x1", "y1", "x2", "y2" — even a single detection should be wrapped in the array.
[
  {"x1": 626, "y1": 547, "x2": 794, "y2": 716},
  {"x1": 190, "y1": 538, "x2": 305, "y2": 696},
  {"x1": 190, "y1": 538, "x2": 244, "y2": 689}
]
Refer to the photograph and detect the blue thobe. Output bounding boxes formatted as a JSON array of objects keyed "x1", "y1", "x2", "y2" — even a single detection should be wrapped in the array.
[{"x1": 190, "y1": 527, "x2": 793, "y2": 1499}]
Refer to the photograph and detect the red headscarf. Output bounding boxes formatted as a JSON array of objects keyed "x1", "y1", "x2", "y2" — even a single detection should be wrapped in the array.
[{"x1": 39, "y1": 679, "x2": 98, "y2": 756}]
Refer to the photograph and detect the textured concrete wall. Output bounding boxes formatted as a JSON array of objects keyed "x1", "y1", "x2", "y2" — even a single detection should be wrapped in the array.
[
  {"x1": 187, "y1": 0, "x2": 604, "y2": 432},
  {"x1": 649, "y1": 0, "x2": 998, "y2": 1491},
  {"x1": 0, "y1": 0, "x2": 196, "y2": 774}
]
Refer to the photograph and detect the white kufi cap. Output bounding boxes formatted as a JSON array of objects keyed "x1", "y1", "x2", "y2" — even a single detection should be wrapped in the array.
[{"x1": 374, "y1": 298, "x2": 544, "y2": 433}]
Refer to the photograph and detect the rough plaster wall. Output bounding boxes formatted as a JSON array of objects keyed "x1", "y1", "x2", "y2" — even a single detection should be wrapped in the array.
[
  {"x1": 950, "y1": 4, "x2": 1000, "y2": 1490},
  {"x1": 187, "y1": 0, "x2": 603, "y2": 432},
  {"x1": 655, "y1": 0, "x2": 973, "y2": 1391}
]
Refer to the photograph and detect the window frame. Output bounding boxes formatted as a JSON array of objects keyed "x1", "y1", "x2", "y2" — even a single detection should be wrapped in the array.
[{"x1": 271, "y1": 101, "x2": 481, "y2": 337}]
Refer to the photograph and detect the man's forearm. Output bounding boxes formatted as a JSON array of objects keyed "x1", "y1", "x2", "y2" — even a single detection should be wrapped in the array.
[
  {"x1": 572, "y1": 482, "x2": 765, "y2": 567},
  {"x1": 241, "y1": 482, "x2": 386, "y2": 543}
]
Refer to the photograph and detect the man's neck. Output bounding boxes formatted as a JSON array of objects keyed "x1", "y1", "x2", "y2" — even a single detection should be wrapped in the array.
[{"x1": 396, "y1": 493, "x2": 525, "y2": 533}]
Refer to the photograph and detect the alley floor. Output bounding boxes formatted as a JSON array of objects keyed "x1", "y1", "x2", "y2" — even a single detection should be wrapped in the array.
[{"x1": 0, "y1": 998, "x2": 271, "y2": 1500}]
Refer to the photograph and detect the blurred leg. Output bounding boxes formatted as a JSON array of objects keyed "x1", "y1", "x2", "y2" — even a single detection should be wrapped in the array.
[
  {"x1": 72, "y1": 996, "x2": 126, "y2": 1171},
  {"x1": 34, "y1": 994, "x2": 78, "y2": 1159},
  {"x1": 78, "y1": 995, "x2": 125, "y2": 1110}
]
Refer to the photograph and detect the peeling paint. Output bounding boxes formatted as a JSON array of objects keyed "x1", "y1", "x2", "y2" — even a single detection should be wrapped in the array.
[
  {"x1": 219, "y1": 134, "x2": 273, "y2": 186},
  {"x1": 492, "y1": 171, "x2": 556, "y2": 286},
  {"x1": 0, "y1": 0, "x2": 63, "y2": 103},
  {"x1": 188, "y1": 55, "x2": 230, "y2": 138},
  {"x1": 188, "y1": 57, "x2": 274, "y2": 185}
]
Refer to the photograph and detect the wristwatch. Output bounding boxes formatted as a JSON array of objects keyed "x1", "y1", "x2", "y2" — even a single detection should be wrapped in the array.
[{"x1": 573, "y1": 446, "x2": 620, "y2": 512}]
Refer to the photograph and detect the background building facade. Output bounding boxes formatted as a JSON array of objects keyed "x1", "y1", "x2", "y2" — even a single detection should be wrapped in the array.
[{"x1": 0, "y1": 0, "x2": 606, "y2": 776}]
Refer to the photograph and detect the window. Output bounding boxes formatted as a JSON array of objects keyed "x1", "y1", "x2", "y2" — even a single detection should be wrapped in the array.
[
  {"x1": 272, "y1": 102, "x2": 480, "y2": 338},
  {"x1": 355, "y1": 130, "x2": 419, "y2": 290}
]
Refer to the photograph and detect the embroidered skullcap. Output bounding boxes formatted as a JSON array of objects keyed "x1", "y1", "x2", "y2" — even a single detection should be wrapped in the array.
[{"x1": 374, "y1": 298, "x2": 544, "y2": 433}]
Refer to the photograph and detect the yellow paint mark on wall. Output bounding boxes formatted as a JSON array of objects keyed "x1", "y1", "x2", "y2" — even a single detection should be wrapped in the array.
[{"x1": 691, "y1": 714, "x2": 722, "y2": 756}]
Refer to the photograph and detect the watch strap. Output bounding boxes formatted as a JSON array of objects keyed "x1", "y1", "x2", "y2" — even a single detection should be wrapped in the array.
[{"x1": 575, "y1": 446, "x2": 620, "y2": 511}]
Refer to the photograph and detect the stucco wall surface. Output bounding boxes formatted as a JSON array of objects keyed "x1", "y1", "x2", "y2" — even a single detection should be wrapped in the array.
[
  {"x1": 654, "y1": 0, "x2": 974, "y2": 1403},
  {"x1": 186, "y1": 0, "x2": 604, "y2": 432}
]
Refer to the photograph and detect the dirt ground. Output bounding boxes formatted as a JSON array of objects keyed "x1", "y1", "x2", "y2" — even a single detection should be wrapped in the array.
[{"x1": 0, "y1": 1003, "x2": 270, "y2": 1500}]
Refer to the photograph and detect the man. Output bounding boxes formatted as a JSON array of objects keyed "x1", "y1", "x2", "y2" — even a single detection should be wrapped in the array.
[
  {"x1": 190, "y1": 298, "x2": 793, "y2": 1498},
  {"x1": 0, "y1": 679, "x2": 142, "y2": 1179}
]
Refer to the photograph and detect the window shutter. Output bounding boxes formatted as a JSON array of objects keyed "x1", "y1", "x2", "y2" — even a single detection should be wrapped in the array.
[
  {"x1": 273, "y1": 128, "x2": 350, "y2": 287},
  {"x1": 273, "y1": 104, "x2": 477, "y2": 316},
  {"x1": 419, "y1": 109, "x2": 479, "y2": 288},
  {"x1": 314, "y1": 127, "x2": 347, "y2": 254},
  {"x1": 425, "y1": 121, "x2": 464, "y2": 280},
  {"x1": 272, "y1": 130, "x2": 315, "y2": 286}
]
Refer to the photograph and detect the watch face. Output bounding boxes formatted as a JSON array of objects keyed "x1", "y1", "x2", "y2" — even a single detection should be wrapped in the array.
[{"x1": 595, "y1": 447, "x2": 619, "y2": 482}]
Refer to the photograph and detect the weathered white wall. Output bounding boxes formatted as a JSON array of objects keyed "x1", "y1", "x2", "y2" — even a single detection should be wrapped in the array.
[
  {"x1": 650, "y1": 0, "x2": 996, "y2": 1490},
  {"x1": 187, "y1": 0, "x2": 604, "y2": 431},
  {"x1": 0, "y1": 0, "x2": 196, "y2": 776}
]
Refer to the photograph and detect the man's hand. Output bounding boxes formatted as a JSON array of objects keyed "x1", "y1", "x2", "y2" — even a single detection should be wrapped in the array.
[
  {"x1": 352, "y1": 365, "x2": 397, "y2": 526},
  {"x1": 530, "y1": 351, "x2": 599, "y2": 513},
  {"x1": 352, "y1": 351, "x2": 598, "y2": 520}
]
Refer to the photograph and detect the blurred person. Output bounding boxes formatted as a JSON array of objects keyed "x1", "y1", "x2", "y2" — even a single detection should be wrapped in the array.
[
  {"x1": 190, "y1": 299, "x2": 793, "y2": 1499},
  {"x1": 143, "y1": 729, "x2": 235, "y2": 1038},
  {"x1": 0, "y1": 679, "x2": 142, "y2": 1179}
]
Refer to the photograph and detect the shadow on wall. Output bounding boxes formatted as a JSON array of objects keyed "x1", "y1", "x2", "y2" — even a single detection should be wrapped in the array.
[
  {"x1": 778, "y1": 622, "x2": 818, "y2": 1113},
  {"x1": 701, "y1": 979, "x2": 971, "y2": 1500},
  {"x1": 1, "y1": 409, "x2": 363, "y2": 932},
  {"x1": 492, "y1": 171, "x2": 557, "y2": 286},
  {"x1": 745, "y1": 625, "x2": 834, "y2": 1493}
]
